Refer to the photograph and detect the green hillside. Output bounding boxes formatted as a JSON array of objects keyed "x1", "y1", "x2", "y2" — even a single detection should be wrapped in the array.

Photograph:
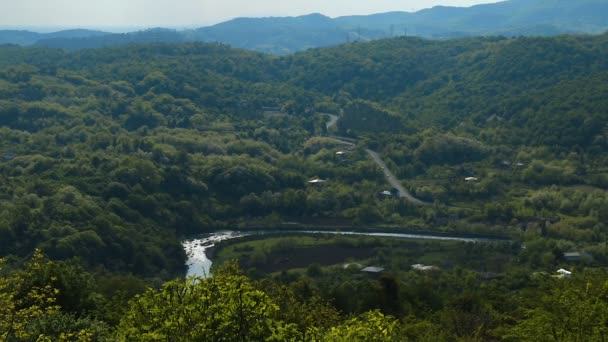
[{"x1": 0, "y1": 33, "x2": 607, "y2": 340}]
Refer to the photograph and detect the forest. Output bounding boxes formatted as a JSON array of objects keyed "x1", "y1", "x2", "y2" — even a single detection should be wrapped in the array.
[{"x1": 0, "y1": 32, "x2": 607, "y2": 340}]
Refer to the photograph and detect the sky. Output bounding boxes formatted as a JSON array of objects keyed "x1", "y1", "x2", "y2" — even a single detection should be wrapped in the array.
[{"x1": 0, "y1": 0, "x2": 503, "y2": 31}]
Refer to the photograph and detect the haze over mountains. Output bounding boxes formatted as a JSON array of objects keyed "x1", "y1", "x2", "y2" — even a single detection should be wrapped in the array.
[{"x1": 2, "y1": 0, "x2": 608, "y2": 54}]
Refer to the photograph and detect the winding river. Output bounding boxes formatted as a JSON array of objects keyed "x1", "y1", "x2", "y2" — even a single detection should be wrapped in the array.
[{"x1": 183, "y1": 230, "x2": 502, "y2": 278}]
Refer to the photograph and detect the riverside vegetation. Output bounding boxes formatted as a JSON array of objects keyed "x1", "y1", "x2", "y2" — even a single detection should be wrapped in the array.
[{"x1": 0, "y1": 32, "x2": 607, "y2": 340}]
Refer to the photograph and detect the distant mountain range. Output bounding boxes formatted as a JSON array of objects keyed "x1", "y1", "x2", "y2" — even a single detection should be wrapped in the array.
[
  {"x1": 2, "y1": 0, "x2": 608, "y2": 54},
  {"x1": 0, "y1": 29, "x2": 109, "y2": 46}
]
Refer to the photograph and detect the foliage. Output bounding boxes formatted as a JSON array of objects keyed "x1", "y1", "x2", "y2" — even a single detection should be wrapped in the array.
[
  {"x1": 117, "y1": 263, "x2": 299, "y2": 341},
  {"x1": 0, "y1": 31, "x2": 607, "y2": 341},
  {"x1": 0, "y1": 250, "x2": 110, "y2": 341},
  {"x1": 499, "y1": 273, "x2": 608, "y2": 341}
]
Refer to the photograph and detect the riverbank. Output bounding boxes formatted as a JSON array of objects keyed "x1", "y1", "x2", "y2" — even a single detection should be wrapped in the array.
[{"x1": 183, "y1": 229, "x2": 512, "y2": 278}]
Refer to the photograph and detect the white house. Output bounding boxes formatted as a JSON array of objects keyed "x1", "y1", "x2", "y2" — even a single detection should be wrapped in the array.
[
  {"x1": 412, "y1": 264, "x2": 439, "y2": 271},
  {"x1": 555, "y1": 269, "x2": 572, "y2": 278}
]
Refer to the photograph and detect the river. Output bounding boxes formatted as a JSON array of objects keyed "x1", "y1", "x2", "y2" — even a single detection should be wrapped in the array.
[{"x1": 183, "y1": 230, "x2": 502, "y2": 278}]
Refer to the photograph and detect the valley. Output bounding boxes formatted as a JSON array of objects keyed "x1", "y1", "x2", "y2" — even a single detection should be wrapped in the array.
[{"x1": 0, "y1": 30, "x2": 607, "y2": 340}]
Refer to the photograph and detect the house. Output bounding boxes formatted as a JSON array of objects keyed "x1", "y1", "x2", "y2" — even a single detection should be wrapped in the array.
[
  {"x1": 411, "y1": 264, "x2": 439, "y2": 271},
  {"x1": 379, "y1": 190, "x2": 393, "y2": 198},
  {"x1": 563, "y1": 251, "x2": 591, "y2": 263},
  {"x1": 564, "y1": 252, "x2": 581, "y2": 262},
  {"x1": 361, "y1": 266, "x2": 384, "y2": 274},
  {"x1": 555, "y1": 269, "x2": 572, "y2": 279}
]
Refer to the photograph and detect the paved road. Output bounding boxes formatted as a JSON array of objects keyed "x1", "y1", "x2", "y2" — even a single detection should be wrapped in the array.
[
  {"x1": 365, "y1": 149, "x2": 431, "y2": 205},
  {"x1": 326, "y1": 132, "x2": 430, "y2": 206},
  {"x1": 325, "y1": 114, "x2": 339, "y2": 130}
]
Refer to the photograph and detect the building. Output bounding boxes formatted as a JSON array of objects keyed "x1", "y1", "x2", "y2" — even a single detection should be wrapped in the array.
[
  {"x1": 465, "y1": 177, "x2": 479, "y2": 182},
  {"x1": 307, "y1": 178, "x2": 326, "y2": 185},
  {"x1": 411, "y1": 264, "x2": 439, "y2": 271},
  {"x1": 563, "y1": 251, "x2": 591, "y2": 262},
  {"x1": 361, "y1": 266, "x2": 384, "y2": 274},
  {"x1": 379, "y1": 190, "x2": 393, "y2": 198}
]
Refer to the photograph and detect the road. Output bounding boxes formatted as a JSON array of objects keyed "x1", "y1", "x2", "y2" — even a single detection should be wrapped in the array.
[
  {"x1": 323, "y1": 114, "x2": 430, "y2": 206},
  {"x1": 365, "y1": 149, "x2": 431, "y2": 205},
  {"x1": 325, "y1": 114, "x2": 339, "y2": 130}
]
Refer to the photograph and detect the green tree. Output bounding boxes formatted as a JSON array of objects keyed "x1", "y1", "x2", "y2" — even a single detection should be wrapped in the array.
[
  {"x1": 117, "y1": 263, "x2": 300, "y2": 341},
  {"x1": 308, "y1": 310, "x2": 402, "y2": 342},
  {"x1": 0, "y1": 250, "x2": 61, "y2": 341},
  {"x1": 0, "y1": 250, "x2": 108, "y2": 341},
  {"x1": 500, "y1": 274, "x2": 608, "y2": 341}
]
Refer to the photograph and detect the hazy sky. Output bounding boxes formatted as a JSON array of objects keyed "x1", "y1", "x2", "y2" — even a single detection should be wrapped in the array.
[{"x1": 1, "y1": 0, "x2": 503, "y2": 29}]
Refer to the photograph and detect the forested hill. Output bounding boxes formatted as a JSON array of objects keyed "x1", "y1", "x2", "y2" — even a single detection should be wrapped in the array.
[
  {"x1": 286, "y1": 34, "x2": 608, "y2": 148},
  {"x1": 0, "y1": 29, "x2": 109, "y2": 46},
  {"x1": 1, "y1": 33, "x2": 607, "y2": 278},
  {"x1": 4, "y1": 33, "x2": 608, "y2": 149},
  {"x1": 2, "y1": 0, "x2": 608, "y2": 54},
  {"x1": 1, "y1": 29, "x2": 608, "y2": 341}
]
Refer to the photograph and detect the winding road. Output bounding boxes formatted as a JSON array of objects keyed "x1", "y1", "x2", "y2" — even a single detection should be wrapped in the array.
[{"x1": 324, "y1": 114, "x2": 430, "y2": 206}]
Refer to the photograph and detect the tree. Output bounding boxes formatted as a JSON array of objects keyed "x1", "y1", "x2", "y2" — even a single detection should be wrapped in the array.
[
  {"x1": 116, "y1": 263, "x2": 300, "y2": 341},
  {"x1": 500, "y1": 273, "x2": 608, "y2": 341},
  {"x1": 308, "y1": 310, "x2": 401, "y2": 342},
  {"x1": 0, "y1": 250, "x2": 108, "y2": 341},
  {"x1": 0, "y1": 250, "x2": 61, "y2": 341}
]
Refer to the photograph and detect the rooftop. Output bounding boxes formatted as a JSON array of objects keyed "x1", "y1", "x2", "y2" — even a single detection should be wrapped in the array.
[
  {"x1": 411, "y1": 264, "x2": 439, "y2": 271},
  {"x1": 361, "y1": 266, "x2": 384, "y2": 273}
]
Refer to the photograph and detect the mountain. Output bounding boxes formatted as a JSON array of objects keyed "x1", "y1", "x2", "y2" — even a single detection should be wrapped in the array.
[
  {"x1": 34, "y1": 28, "x2": 186, "y2": 50},
  {"x1": 189, "y1": 13, "x2": 377, "y2": 55},
  {"x1": 2, "y1": 0, "x2": 608, "y2": 54},
  {"x1": 0, "y1": 29, "x2": 108, "y2": 46},
  {"x1": 335, "y1": 0, "x2": 608, "y2": 37}
]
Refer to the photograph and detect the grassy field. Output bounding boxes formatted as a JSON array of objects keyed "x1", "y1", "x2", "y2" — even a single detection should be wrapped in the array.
[{"x1": 212, "y1": 233, "x2": 517, "y2": 276}]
